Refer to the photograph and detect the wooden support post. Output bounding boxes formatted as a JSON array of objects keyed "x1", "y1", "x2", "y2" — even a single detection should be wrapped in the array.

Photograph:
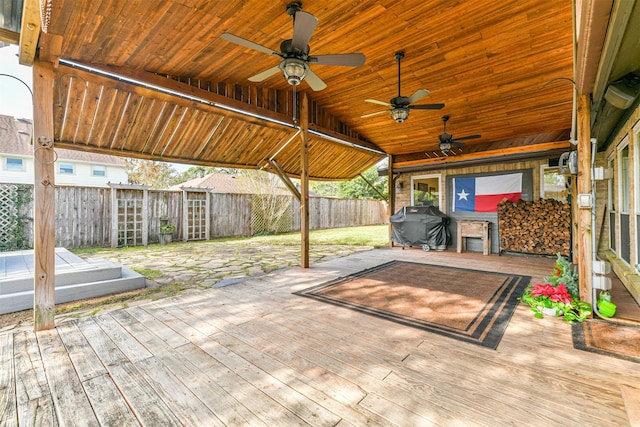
[
  {"x1": 300, "y1": 92, "x2": 310, "y2": 268},
  {"x1": 577, "y1": 93, "x2": 593, "y2": 306},
  {"x1": 32, "y1": 59, "x2": 56, "y2": 331},
  {"x1": 387, "y1": 155, "x2": 395, "y2": 247}
]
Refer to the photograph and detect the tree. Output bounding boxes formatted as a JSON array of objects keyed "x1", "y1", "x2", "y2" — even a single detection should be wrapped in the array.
[
  {"x1": 310, "y1": 180, "x2": 340, "y2": 197},
  {"x1": 174, "y1": 166, "x2": 241, "y2": 184},
  {"x1": 337, "y1": 165, "x2": 388, "y2": 200},
  {"x1": 125, "y1": 159, "x2": 179, "y2": 189}
]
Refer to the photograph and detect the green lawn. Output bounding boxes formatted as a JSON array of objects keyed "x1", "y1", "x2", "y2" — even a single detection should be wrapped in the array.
[
  {"x1": 249, "y1": 224, "x2": 389, "y2": 247},
  {"x1": 72, "y1": 224, "x2": 390, "y2": 256}
]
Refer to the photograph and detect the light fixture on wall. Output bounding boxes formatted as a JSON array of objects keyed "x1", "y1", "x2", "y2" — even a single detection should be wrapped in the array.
[
  {"x1": 396, "y1": 180, "x2": 404, "y2": 190},
  {"x1": 604, "y1": 72, "x2": 640, "y2": 109}
]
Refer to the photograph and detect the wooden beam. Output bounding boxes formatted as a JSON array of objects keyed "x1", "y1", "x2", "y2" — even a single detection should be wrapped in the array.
[
  {"x1": 38, "y1": 33, "x2": 63, "y2": 66},
  {"x1": 300, "y1": 92, "x2": 310, "y2": 268},
  {"x1": 574, "y1": 0, "x2": 614, "y2": 94},
  {"x1": 0, "y1": 28, "x2": 19, "y2": 45},
  {"x1": 32, "y1": 59, "x2": 55, "y2": 330},
  {"x1": 60, "y1": 62, "x2": 295, "y2": 131},
  {"x1": 266, "y1": 159, "x2": 301, "y2": 202},
  {"x1": 359, "y1": 173, "x2": 387, "y2": 202},
  {"x1": 18, "y1": 0, "x2": 41, "y2": 66},
  {"x1": 576, "y1": 93, "x2": 593, "y2": 306},
  {"x1": 388, "y1": 154, "x2": 395, "y2": 248},
  {"x1": 392, "y1": 141, "x2": 573, "y2": 169}
]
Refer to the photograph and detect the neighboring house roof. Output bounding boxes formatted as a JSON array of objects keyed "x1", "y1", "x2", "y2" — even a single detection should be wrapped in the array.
[
  {"x1": 0, "y1": 114, "x2": 126, "y2": 166},
  {"x1": 170, "y1": 172, "x2": 291, "y2": 195}
]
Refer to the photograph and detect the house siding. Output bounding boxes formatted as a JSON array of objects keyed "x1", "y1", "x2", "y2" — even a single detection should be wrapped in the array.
[
  {"x1": 393, "y1": 159, "x2": 550, "y2": 254},
  {"x1": 601, "y1": 102, "x2": 640, "y2": 302},
  {"x1": 0, "y1": 154, "x2": 128, "y2": 187}
]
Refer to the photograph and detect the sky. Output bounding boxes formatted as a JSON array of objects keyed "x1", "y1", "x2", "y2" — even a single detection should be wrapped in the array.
[{"x1": 0, "y1": 45, "x2": 33, "y2": 119}]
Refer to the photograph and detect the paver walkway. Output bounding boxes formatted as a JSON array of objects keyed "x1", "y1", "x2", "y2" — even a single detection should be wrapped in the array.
[{"x1": 79, "y1": 241, "x2": 374, "y2": 286}]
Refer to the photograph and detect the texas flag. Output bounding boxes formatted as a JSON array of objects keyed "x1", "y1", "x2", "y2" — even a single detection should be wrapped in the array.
[{"x1": 454, "y1": 173, "x2": 522, "y2": 212}]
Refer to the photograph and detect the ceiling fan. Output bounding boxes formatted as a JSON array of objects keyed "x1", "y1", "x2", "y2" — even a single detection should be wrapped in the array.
[
  {"x1": 362, "y1": 51, "x2": 444, "y2": 123},
  {"x1": 220, "y1": 2, "x2": 365, "y2": 91},
  {"x1": 437, "y1": 115, "x2": 481, "y2": 154}
]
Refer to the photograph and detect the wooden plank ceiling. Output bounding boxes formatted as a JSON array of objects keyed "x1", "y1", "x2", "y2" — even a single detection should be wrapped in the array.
[{"x1": 34, "y1": 0, "x2": 574, "y2": 178}]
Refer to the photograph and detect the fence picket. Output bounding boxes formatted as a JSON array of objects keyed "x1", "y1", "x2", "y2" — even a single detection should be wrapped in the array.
[{"x1": 0, "y1": 184, "x2": 387, "y2": 250}]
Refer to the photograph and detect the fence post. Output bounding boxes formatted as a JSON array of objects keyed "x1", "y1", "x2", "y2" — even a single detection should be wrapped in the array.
[{"x1": 110, "y1": 186, "x2": 118, "y2": 247}]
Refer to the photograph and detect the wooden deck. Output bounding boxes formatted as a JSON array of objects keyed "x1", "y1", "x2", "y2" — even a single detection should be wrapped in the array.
[{"x1": 2, "y1": 248, "x2": 640, "y2": 426}]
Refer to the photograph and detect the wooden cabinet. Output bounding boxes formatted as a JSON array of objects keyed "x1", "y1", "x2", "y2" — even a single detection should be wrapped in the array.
[{"x1": 457, "y1": 220, "x2": 491, "y2": 255}]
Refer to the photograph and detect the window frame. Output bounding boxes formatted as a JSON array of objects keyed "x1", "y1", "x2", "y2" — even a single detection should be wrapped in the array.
[
  {"x1": 92, "y1": 165, "x2": 107, "y2": 177},
  {"x1": 5, "y1": 157, "x2": 25, "y2": 171},
  {"x1": 539, "y1": 164, "x2": 567, "y2": 202},
  {"x1": 410, "y1": 174, "x2": 442, "y2": 208},
  {"x1": 58, "y1": 162, "x2": 75, "y2": 175},
  {"x1": 618, "y1": 137, "x2": 630, "y2": 215}
]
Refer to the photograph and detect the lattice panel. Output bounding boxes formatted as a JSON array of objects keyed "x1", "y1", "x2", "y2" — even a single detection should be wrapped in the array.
[
  {"x1": 117, "y1": 198, "x2": 143, "y2": 247},
  {"x1": 0, "y1": 185, "x2": 19, "y2": 249},
  {"x1": 186, "y1": 192, "x2": 207, "y2": 240},
  {"x1": 250, "y1": 194, "x2": 294, "y2": 235},
  {"x1": 0, "y1": 184, "x2": 32, "y2": 251}
]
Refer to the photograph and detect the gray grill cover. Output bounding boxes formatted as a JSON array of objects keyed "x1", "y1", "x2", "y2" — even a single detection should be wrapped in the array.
[{"x1": 390, "y1": 206, "x2": 450, "y2": 250}]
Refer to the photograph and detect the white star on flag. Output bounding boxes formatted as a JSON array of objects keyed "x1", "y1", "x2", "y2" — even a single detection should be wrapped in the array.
[{"x1": 457, "y1": 189, "x2": 469, "y2": 200}]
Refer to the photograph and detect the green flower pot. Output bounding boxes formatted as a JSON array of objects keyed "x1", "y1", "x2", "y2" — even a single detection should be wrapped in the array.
[{"x1": 597, "y1": 299, "x2": 616, "y2": 318}]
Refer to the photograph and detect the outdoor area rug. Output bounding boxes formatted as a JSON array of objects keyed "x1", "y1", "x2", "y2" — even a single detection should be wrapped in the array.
[
  {"x1": 294, "y1": 260, "x2": 530, "y2": 349},
  {"x1": 572, "y1": 320, "x2": 640, "y2": 364}
]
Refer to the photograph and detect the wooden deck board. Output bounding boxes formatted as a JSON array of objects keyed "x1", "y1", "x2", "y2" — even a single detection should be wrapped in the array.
[
  {"x1": 0, "y1": 333, "x2": 17, "y2": 427},
  {"x1": 13, "y1": 331, "x2": 57, "y2": 426},
  {"x1": 110, "y1": 309, "x2": 266, "y2": 426},
  {"x1": 36, "y1": 330, "x2": 100, "y2": 425},
  {"x1": 2, "y1": 249, "x2": 640, "y2": 426},
  {"x1": 76, "y1": 317, "x2": 183, "y2": 426}
]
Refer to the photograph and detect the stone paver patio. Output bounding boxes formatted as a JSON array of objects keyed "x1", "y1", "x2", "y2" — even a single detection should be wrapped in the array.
[{"x1": 0, "y1": 240, "x2": 375, "y2": 331}]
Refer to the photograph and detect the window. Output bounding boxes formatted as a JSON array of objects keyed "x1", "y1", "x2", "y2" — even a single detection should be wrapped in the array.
[
  {"x1": 5, "y1": 157, "x2": 24, "y2": 171},
  {"x1": 92, "y1": 165, "x2": 106, "y2": 177},
  {"x1": 618, "y1": 140, "x2": 630, "y2": 263},
  {"x1": 619, "y1": 144, "x2": 630, "y2": 214},
  {"x1": 59, "y1": 163, "x2": 74, "y2": 174},
  {"x1": 540, "y1": 166, "x2": 567, "y2": 202},
  {"x1": 411, "y1": 175, "x2": 440, "y2": 208}
]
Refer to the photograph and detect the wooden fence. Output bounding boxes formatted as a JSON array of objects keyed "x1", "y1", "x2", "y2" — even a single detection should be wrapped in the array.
[{"x1": 1, "y1": 184, "x2": 387, "y2": 250}]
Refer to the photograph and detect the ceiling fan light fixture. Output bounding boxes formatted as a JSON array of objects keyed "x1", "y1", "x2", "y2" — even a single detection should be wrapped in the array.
[
  {"x1": 390, "y1": 108, "x2": 409, "y2": 123},
  {"x1": 280, "y1": 58, "x2": 308, "y2": 86},
  {"x1": 439, "y1": 142, "x2": 452, "y2": 152}
]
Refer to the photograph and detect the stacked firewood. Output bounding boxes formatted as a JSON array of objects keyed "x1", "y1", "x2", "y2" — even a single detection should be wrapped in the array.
[{"x1": 498, "y1": 199, "x2": 571, "y2": 256}]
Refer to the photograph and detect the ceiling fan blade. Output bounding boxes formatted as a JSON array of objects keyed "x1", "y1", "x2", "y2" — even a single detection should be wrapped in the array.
[
  {"x1": 304, "y1": 68, "x2": 327, "y2": 91},
  {"x1": 220, "y1": 33, "x2": 279, "y2": 56},
  {"x1": 452, "y1": 134, "x2": 482, "y2": 142},
  {"x1": 450, "y1": 141, "x2": 465, "y2": 148},
  {"x1": 408, "y1": 103, "x2": 445, "y2": 110},
  {"x1": 248, "y1": 66, "x2": 281, "y2": 82},
  {"x1": 291, "y1": 11, "x2": 318, "y2": 52},
  {"x1": 309, "y1": 53, "x2": 366, "y2": 67},
  {"x1": 361, "y1": 110, "x2": 391, "y2": 118},
  {"x1": 365, "y1": 99, "x2": 392, "y2": 107},
  {"x1": 408, "y1": 89, "x2": 430, "y2": 104}
]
